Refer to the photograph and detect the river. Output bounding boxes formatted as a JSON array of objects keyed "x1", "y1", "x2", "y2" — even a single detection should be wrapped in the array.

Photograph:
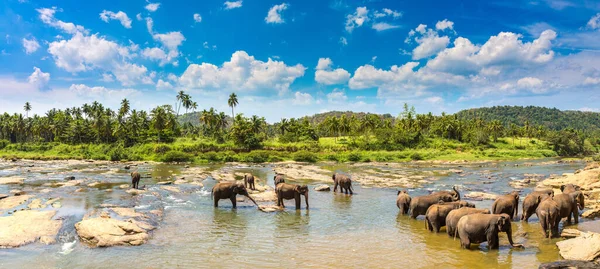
[{"x1": 0, "y1": 159, "x2": 590, "y2": 268}]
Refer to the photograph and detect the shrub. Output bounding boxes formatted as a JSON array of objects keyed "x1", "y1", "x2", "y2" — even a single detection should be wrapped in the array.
[
  {"x1": 242, "y1": 151, "x2": 270, "y2": 163},
  {"x1": 325, "y1": 154, "x2": 339, "y2": 162},
  {"x1": 0, "y1": 140, "x2": 9, "y2": 150},
  {"x1": 293, "y1": 151, "x2": 318, "y2": 163},
  {"x1": 201, "y1": 151, "x2": 221, "y2": 162},
  {"x1": 222, "y1": 152, "x2": 239, "y2": 162},
  {"x1": 410, "y1": 152, "x2": 424, "y2": 161},
  {"x1": 154, "y1": 144, "x2": 171, "y2": 154},
  {"x1": 159, "y1": 151, "x2": 193, "y2": 162},
  {"x1": 347, "y1": 152, "x2": 362, "y2": 162},
  {"x1": 108, "y1": 146, "x2": 126, "y2": 161}
]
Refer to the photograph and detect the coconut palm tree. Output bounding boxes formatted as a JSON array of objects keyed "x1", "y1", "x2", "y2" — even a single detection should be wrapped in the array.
[
  {"x1": 24, "y1": 102, "x2": 31, "y2": 118},
  {"x1": 228, "y1": 93, "x2": 238, "y2": 121}
]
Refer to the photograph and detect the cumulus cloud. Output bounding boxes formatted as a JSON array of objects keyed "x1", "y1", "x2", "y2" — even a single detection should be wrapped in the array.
[
  {"x1": 406, "y1": 24, "x2": 450, "y2": 60},
  {"x1": 265, "y1": 3, "x2": 288, "y2": 24},
  {"x1": 315, "y1": 58, "x2": 350, "y2": 85},
  {"x1": 224, "y1": 1, "x2": 243, "y2": 9},
  {"x1": 22, "y1": 37, "x2": 40, "y2": 54},
  {"x1": 374, "y1": 8, "x2": 401, "y2": 18},
  {"x1": 193, "y1": 13, "x2": 202, "y2": 23},
  {"x1": 435, "y1": 19, "x2": 454, "y2": 31},
  {"x1": 327, "y1": 88, "x2": 348, "y2": 104},
  {"x1": 100, "y1": 10, "x2": 132, "y2": 28},
  {"x1": 345, "y1": 7, "x2": 369, "y2": 32},
  {"x1": 588, "y1": 13, "x2": 600, "y2": 30},
  {"x1": 36, "y1": 7, "x2": 86, "y2": 34},
  {"x1": 142, "y1": 47, "x2": 177, "y2": 66},
  {"x1": 142, "y1": 31, "x2": 185, "y2": 65},
  {"x1": 292, "y1": 91, "x2": 313, "y2": 105},
  {"x1": 179, "y1": 51, "x2": 305, "y2": 94},
  {"x1": 425, "y1": 96, "x2": 443, "y2": 104},
  {"x1": 156, "y1": 79, "x2": 175, "y2": 90},
  {"x1": 28, "y1": 67, "x2": 50, "y2": 87},
  {"x1": 145, "y1": 2, "x2": 160, "y2": 12}
]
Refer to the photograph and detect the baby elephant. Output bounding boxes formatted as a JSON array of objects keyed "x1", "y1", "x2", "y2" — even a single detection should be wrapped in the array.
[
  {"x1": 332, "y1": 173, "x2": 354, "y2": 195},
  {"x1": 212, "y1": 182, "x2": 257, "y2": 208},
  {"x1": 244, "y1": 174, "x2": 255, "y2": 190},
  {"x1": 275, "y1": 183, "x2": 309, "y2": 210},
  {"x1": 425, "y1": 201, "x2": 475, "y2": 233},
  {"x1": 131, "y1": 171, "x2": 141, "y2": 189},
  {"x1": 492, "y1": 191, "x2": 519, "y2": 220},
  {"x1": 446, "y1": 207, "x2": 491, "y2": 237},
  {"x1": 396, "y1": 190, "x2": 411, "y2": 215},
  {"x1": 456, "y1": 213, "x2": 522, "y2": 249},
  {"x1": 274, "y1": 174, "x2": 285, "y2": 186}
]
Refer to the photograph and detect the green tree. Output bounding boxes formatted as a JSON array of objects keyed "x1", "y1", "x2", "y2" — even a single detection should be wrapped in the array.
[{"x1": 228, "y1": 93, "x2": 239, "y2": 121}]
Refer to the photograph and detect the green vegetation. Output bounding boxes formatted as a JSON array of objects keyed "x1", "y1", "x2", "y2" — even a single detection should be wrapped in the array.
[{"x1": 0, "y1": 97, "x2": 597, "y2": 163}]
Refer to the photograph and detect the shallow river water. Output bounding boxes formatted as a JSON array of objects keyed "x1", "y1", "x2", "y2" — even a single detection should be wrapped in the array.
[{"x1": 0, "y1": 159, "x2": 592, "y2": 268}]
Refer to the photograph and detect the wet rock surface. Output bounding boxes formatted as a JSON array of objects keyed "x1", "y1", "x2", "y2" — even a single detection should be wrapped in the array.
[
  {"x1": 556, "y1": 232, "x2": 600, "y2": 261},
  {"x1": 0, "y1": 210, "x2": 63, "y2": 248}
]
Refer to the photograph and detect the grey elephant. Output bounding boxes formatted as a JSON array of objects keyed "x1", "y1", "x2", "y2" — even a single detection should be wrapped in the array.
[
  {"x1": 456, "y1": 213, "x2": 523, "y2": 249},
  {"x1": 332, "y1": 173, "x2": 354, "y2": 195},
  {"x1": 492, "y1": 191, "x2": 519, "y2": 220},
  {"x1": 561, "y1": 184, "x2": 581, "y2": 194},
  {"x1": 425, "y1": 201, "x2": 475, "y2": 233},
  {"x1": 554, "y1": 191, "x2": 585, "y2": 224},
  {"x1": 274, "y1": 174, "x2": 285, "y2": 186},
  {"x1": 275, "y1": 183, "x2": 309, "y2": 210},
  {"x1": 536, "y1": 196, "x2": 560, "y2": 238},
  {"x1": 244, "y1": 174, "x2": 255, "y2": 190},
  {"x1": 396, "y1": 190, "x2": 411, "y2": 215},
  {"x1": 521, "y1": 189, "x2": 554, "y2": 222},
  {"x1": 409, "y1": 187, "x2": 461, "y2": 219},
  {"x1": 446, "y1": 207, "x2": 491, "y2": 237},
  {"x1": 211, "y1": 182, "x2": 258, "y2": 208},
  {"x1": 131, "y1": 171, "x2": 141, "y2": 189}
]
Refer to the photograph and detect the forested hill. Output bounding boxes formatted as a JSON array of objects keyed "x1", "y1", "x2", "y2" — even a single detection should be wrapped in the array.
[
  {"x1": 456, "y1": 106, "x2": 600, "y2": 131},
  {"x1": 299, "y1": 111, "x2": 394, "y2": 125}
]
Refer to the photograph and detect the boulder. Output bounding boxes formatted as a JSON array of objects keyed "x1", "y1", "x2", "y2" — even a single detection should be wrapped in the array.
[
  {"x1": 75, "y1": 217, "x2": 149, "y2": 247},
  {"x1": 314, "y1": 184, "x2": 331, "y2": 191},
  {"x1": 64, "y1": 176, "x2": 76, "y2": 181},
  {"x1": 583, "y1": 207, "x2": 600, "y2": 219},
  {"x1": 539, "y1": 260, "x2": 599, "y2": 269},
  {"x1": 0, "y1": 176, "x2": 24, "y2": 184},
  {"x1": 556, "y1": 232, "x2": 600, "y2": 261},
  {"x1": 0, "y1": 195, "x2": 33, "y2": 210},
  {"x1": 464, "y1": 192, "x2": 498, "y2": 200},
  {"x1": 0, "y1": 210, "x2": 63, "y2": 248},
  {"x1": 561, "y1": 229, "x2": 582, "y2": 238},
  {"x1": 10, "y1": 189, "x2": 26, "y2": 196},
  {"x1": 118, "y1": 184, "x2": 130, "y2": 189}
]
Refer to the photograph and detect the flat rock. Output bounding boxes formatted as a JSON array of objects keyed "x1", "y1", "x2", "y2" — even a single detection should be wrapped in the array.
[
  {"x1": 561, "y1": 229, "x2": 582, "y2": 238},
  {"x1": 161, "y1": 186, "x2": 180, "y2": 193},
  {"x1": 0, "y1": 176, "x2": 24, "y2": 184},
  {"x1": 0, "y1": 210, "x2": 62, "y2": 248},
  {"x1": 126, "y1": 189, "x2": 146, "y2": 195},
  {"x1": 251, "y1": 191, "x2": 277, "y2": 202},
  {"x1": 39, "y1": 189, "x2": 52, "y2": 194},
  {"x1": 173, "y1": 179, "x2": 188, "y2": 185},
  {"x1": 118, "y1": 184, "x2": 130, "y2": 189},
  {"x1": 583, "y1": 207, "x2": 600, "y2": 219},
  {"x1": 156, "y1": 181, "x2": 172, "y2": 185},
  {"x1": 87, "y1": 182, "x2": 101, "y2": 187},
  {"x1": 314, "y1": 184, "x2": 331, "y2": 191},
  {"x1": 258, "y1": 205, "x2": 283, "y2": 212},
  {"x1": 75, "y1": 217, "x2": 149, "y2": 247},
  {"x1": 0, "y1": 195, "x2": 33, "y2": 210},
  {"x1": 111, "y1": 208, "x2": 144, "y2": 218},
  {"x1": 539, "y1": 260, "x2": 600, "y2": 269},
  {"x1": 464, "y1": 192, "x2": 498, "y2": 200},
  {"x1": 28, "y1": 199, "x2": 44, "y2": 209},
  {"x1": 556, "y1": 232, "x2": 600, "y2": 261}
]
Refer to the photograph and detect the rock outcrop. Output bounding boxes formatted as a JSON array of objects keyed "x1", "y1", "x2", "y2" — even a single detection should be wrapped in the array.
[
  {"x1": 0, "y1": 210, "x2": 62, "y2": 248},
  {"x1": 75, "y1": 216, "x2": 149, "y2": 247},
  {"x1": 0, "y1": 176, "x2": 24, "y2": 184},
  {"x1": 0, "y1": 195, "x2": 33, "y2": 210},
  {"x1": 556, "y1": 232, "x2": 600, "y2": 261},
  {"x1": 464, "y1": 192, "x2": 498, "y2": 200}
]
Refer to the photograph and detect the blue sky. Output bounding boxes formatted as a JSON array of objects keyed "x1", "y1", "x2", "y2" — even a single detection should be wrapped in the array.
[{"x1": 1, "y1": 0, "x2": 600, "y2": 122}]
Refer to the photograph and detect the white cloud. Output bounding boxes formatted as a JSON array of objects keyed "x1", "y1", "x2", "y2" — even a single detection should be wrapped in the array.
[
  {"x1": 292, "y1": 91, "x2": 313, "y2": 105},
  {"x1": 584, "y1": 77, "x2": 600, "y2": 85},
  {"x1": 425, "y1": 96, "x2": 443, "y2": 104},
  {"x1": 142, "y1": 31, "x2": 185, "y2": 65},
  {"x1": 579, "y1": 107, "x2": 600, "y2": 112},
  {"x1": 145, "y1": 2, "x2": 160, "y2": 12},
  {"x1": 544, "y1": 0, "x2": 575, "y2": 10},
  {"x1": 101, "y1": 73, "x2": 114, "y2": 82},
  {"x1": 378, "y1": 8, "x2": 401, "y2": 18},
  {"x1": 153, "y1": 32, "x2": 185, "y2": 50},
  {"x1": 179, "y1": 51, "x2": 305, "y2": 94},
  {"x1": 193, "y1": 13, "x2": 202, "y2": 23},
  {"x1": 435, "y1": 19, "x2": 454, "y2": 31},
  {"x1": 407, "y1": 24, "x2": 450, "y2": 60},
  {"x1": 345, "y1": 7, "x2": 369, "y2": 32},
  {"x1": 36, "y1": 7, "x2": 86, "y2": 34},
  {"x1": 265, "y1": 3, "x2": 288, "y2": 24},
  {"x1": 517, "y1": 77, "x2": 544, "y2": 90},
  {"x1": 327, "y1": 88, "x2": 348, "y2": 104},
  {"x1": 28, "y1": 67, "x2": 50, "y2": 87},
  {"x1": 142, "y1": 47, "x2": 177, "y2": 66},
  {"x1": 372, "y1": 22, "x2": 400, "y2": 31},
  {"x1": 22, "y1": 37, "x2": 40, "y2": 54},
  {"x1": 99, "y1": 10, "x2": 132, "y2": 29},
  {"x1": 339, "y1": 37, "x2": 348, "y2": 46},
  {"x1": 588, "y1": 13, "x2": 600, "y2": 30},
  {"x1": 136, "y1": 13, "x2": 142, "y2": 21},
  {"x1": 156, "y1": 79, "x2": 175, "y2": 90},
  {"x1": 146, "y1": 17, "x2": 154, "y2": 34},
  {"x1": 224, "y1": 1, "x2": 243, "y2": 9},
  {"x1": 349, "y1": 62, "x2": 420, "y2": 89},
  {"x1": 315, "y1": 58, "x2": 350, "y2": 85}
]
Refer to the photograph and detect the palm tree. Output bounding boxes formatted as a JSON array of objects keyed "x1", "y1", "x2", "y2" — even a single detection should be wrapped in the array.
[
  {"x1": 228, "y1": 93, "x2": 238, "y2": 120},
  {"x1": 24, "y1": 102, "x2": 31, "y2": 118},
  {"x1": 119, "y1": 99, "x2": 130, "y2": 119},
  {"x1": 487, "y1": 120, "x2": 503, "y2": 142},
  {"x1": 175, "y1": 90, "x2": 186, "y2": 116}
]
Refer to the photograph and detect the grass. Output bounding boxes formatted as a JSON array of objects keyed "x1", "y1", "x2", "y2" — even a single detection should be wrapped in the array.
[{"x1": 0, "y1": 136, "x2": 562, "y2": 163}]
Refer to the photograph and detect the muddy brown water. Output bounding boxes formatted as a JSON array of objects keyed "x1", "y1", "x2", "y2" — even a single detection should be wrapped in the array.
[{"x1": 0, "y1": 159, "x2": 592, "y2": 268}]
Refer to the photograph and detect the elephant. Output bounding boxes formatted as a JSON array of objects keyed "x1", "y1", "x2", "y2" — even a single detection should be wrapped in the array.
[
  {"x1": 274, "y1": 174, "x2": 285, "y2": 186},
  {"x1": 456, "y1": 213, "x2": 523, "y2": 249},
  {"x1": 492, "y1": 191, "x2": 519, "y2": 220},
  {"x1": 131, "y1": 171, "x2": 141, "y2": 189},
  {"x1": 409, "y1": 187, "x2": 461, "y2": 219},
  {"x1": 536, "y1": 196, "x2": 560, "y2": 238},
  {"x1": 554, "y1": 191, "x2": 585, "y2": 224},
  {"x1": 396, "y1": 190, "x2": 411, "y2": 215},
  {"x1": 244, "y1": 174, "x2": 255, "y2": 190},
  {"x1": 275, "y1": 183, "x2": 309, "y2": 210},
  {"x1": 521, "y1": 189, "x2": 554, "y2": 222},
  {"x1": 211, "y1": 182, "x2": 258, "y2": 208},
  {"x1": 332, "y1": 173, "x2": 354, "y2": 195},
  {"x1": 561, "y1": 184, "x2": 581, "y2": 194},
  {"x1": 446, "y1": 207, "x2": 491, "y2": 237},
  {"x1": 425, "y1": 201, "x2": 476, "y2": 233}
]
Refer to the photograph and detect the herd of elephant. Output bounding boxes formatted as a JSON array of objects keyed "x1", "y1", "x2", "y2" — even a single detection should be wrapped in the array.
[
  {"x1": 396, "y1": 183, "x2": 585, "y2": 249},
  {"x1": 132, "y1": 171, "x2": 585, "y2": 250}
]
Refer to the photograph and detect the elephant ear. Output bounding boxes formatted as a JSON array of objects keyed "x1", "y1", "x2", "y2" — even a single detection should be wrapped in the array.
[
  {"x1": 497, "y1": 215, "x2": 507, "y2": 229},
  {"x1": 560, "y1": 185, "x2": 566, "y2": 192},
  {"x1": 294, "y1": 185, "x2": 300, "y2": 192},
  {"x1": 397, "y1": 190, "x2": 402, "y2": 195}
]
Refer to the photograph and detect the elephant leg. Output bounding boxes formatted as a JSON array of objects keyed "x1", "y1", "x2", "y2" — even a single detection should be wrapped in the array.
[
  {"x1": 573, "y1": 209, "x2": 579, "y2": 224},
  {"x1": 540, "y1": 219, "x2": 548, "y2": 238},
  {"x1": 434, "y1": 223, "x2": 441, "y2": 233},
  {"x1": 349, "y1": 186, "x2": 353, "y2": 195},
  {"x1": 333, "y1": 182, "x2": 338, "y2": 192},
  {"x1": 230, "y1": 197, "x2": 236, "y2": 208},
  {"x1": 460, "y1": 238, "x2": 470, "y2": 249},
  {"x1": 344, "y1": 187, "x2": 348, "y2": 195},
  {"x1": 295, "y1": 196, "x2": 301, "y2": 210},
  {"x1": 214, "y1": 197, "x2": 219, "y2": 207}
]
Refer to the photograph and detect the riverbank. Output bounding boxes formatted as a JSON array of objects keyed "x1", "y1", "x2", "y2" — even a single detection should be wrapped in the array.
[{"x1": 0, "y1": 139, "x2": 559, "y2": 163}]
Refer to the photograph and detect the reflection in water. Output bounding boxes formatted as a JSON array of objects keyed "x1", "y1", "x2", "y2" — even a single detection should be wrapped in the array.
[{"x1": 0, "y1": 159, "x2": 589, "y2": 268}]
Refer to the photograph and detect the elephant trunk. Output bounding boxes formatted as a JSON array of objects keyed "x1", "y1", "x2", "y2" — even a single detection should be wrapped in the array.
[
  {"x1": 452, "y1": 186, "x2": 461, "y2": 201},
  {"x1": 304, "y1": 192, "x2": 309, "y2": 209},
  {"x1": 505, "y1": 224, "x2": 521, "y2": 248},
  {"x1": 245, "y1": 195, "x2": 258, "y2": 207},
  {"x1": 578, "y1": 192, "x2": 585, "y2": 211}
]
